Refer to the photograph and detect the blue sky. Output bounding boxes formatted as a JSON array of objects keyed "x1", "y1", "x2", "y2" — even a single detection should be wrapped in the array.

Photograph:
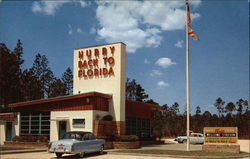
[{"x1": 0, "y1": 0, "x2": 248, "y2": 114}]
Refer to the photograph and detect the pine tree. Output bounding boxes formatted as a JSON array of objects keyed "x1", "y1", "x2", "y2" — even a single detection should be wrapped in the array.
[
  {"x1": 31, "y1": 53, "x2": 55, "y2": 98},
  {"x1": 236, "y1": 99, "x2": 244, "y2": 115},
  {"x1": 0, "y1": 41, "x2": 24, "y2": 106},
  {"x1": 214, "y1": 97, "x2": 225, "y2": 117},
  {"x1": 12, "y1": 39, "x2": 24, "y2": 71},
  {"x1": 61, "y1": 67, "x2": 73, "y2": 95},
  {"x1": 20, "y1": 69, "x2": 43, "y2": 101},
  {"x1": 195, "y1": 106, "x2": 201, "y2": 115},
  {"x1": 225, "y1": 102, "x2": 236, "y2": 115},
  {"x1": 126, "y1": 78, "x2": 149, "y2": 102},
  {"x1": 49, "y1": 78, "x2": 66, "y2": 98}
]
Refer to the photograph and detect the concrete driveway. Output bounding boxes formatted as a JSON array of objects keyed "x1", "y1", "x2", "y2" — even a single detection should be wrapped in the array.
[
  {"x1": 141, "y1": 138, "x2": 202, "y2": 151},
  {"x1": 1, "y1": 152, "x2": 190, "y2": 159},
  {"x1": 1, "y1": 139, "x2": 249, "y2": 159}
]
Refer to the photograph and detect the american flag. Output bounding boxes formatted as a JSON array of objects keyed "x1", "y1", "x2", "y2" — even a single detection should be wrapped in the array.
[{"x1": 187, "y1": 2, "x2": 199, "y2": 40}]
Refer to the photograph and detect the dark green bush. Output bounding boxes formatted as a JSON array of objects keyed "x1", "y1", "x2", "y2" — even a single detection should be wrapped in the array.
[
  {"x1": 12, "y1": 136, "x2": 49, "y2": 142},
  {"x1": 102, "y1": 115, "x2": 113, "y2": 121},
  {"x1": 12, "y1": 136, "x2": 21, "y2": 142},
  {"x1": 97, "y1": 135, "x2": 115, "y2": 141},
  {"x1": 115, "y1": 135, "x2": 139, "y2": 142}
]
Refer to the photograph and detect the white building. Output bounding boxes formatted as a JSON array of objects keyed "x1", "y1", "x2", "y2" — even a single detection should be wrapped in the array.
[{"x1": 0, "y1": 42, "x2": 159, "y2": 145}]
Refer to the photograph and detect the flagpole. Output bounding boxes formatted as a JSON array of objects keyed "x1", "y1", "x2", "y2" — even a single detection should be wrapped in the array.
[{"x1": 185, "y1": 0, "x2": 190, "y2": 151}]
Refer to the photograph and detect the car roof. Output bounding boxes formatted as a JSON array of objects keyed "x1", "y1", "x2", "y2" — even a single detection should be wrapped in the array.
[{"x1": 192, "y1": 133, "x2": 203, "y2": 135}]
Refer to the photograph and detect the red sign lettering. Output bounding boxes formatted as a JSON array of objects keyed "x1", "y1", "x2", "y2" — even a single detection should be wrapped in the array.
[{"x1": 77, "y1": 45, "x2": 116, "y2": 78}]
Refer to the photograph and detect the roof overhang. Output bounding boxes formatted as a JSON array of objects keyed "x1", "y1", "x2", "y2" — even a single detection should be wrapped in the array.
[{"x1": 8, "y1": 92, "x2": 112, "y2": 108}]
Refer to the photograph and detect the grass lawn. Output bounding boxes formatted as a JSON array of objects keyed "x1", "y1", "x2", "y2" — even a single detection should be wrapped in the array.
[
  {"x1": 0, "y1": 146, "x2": 33, "y2": 151},
  {"x1": 113, "y1": 149, "x2": 250, "y2": 157}
]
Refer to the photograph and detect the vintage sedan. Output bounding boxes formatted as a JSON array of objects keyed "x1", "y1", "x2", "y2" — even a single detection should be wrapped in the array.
[
  {"x1": 177, "y1": 133, "x2": 204, "y2": 144},
  {"x1": 48, "y1": 131, "x2": 105, "y2": 158}
]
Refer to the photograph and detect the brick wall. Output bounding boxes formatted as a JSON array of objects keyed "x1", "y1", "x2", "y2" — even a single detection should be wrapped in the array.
[
  {"x1": 4, "y1": 141, "x2": 48, "y2": 148},
  {"x1": 94, "y1": 120, "x2": 125, "y2": 136},
  {"x1": 113, "y1": 141, "x2": 140, "y2": 149},
  {"x1": 202, "y1": 144, "x2": 240, "y2": 153}
]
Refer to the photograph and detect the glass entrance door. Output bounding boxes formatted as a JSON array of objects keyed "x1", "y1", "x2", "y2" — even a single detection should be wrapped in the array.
[
  {"x1": 58, "y1": 121, "x2": 67, "y2": 139},
  {"x1": 6, "y1": 122, "x2": 12, "y2": 141}
]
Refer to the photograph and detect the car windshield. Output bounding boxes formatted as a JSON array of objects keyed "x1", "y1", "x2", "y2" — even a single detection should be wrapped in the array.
[{"x1": 62, "y1": 132, "x2": 84, "y2": 140}]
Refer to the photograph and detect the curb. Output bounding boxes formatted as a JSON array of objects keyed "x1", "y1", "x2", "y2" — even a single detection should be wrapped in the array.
[
  {"x1": 107, "y1": 152, "x2": 250, "y2": 159},
  {"x1": 0, "y1": 149, "x2": 47, "y2": 155}
]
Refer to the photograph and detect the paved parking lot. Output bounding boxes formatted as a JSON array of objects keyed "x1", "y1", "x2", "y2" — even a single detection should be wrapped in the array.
[
  {"x1": 1, "y1": 139, "x2": 249, "y2": 159},
  {"x1": 142, "y1": 139, "x2": 202, "y2": 151},
  {"x1": 1, "y1": 152, "x2": 189, "y2": 159}
]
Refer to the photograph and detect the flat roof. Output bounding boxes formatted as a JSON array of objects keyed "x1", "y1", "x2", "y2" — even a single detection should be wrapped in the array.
[
  {"x1": 9, "y1": 92, "x2": 112, "y2": 108},
  {"x1": 74, "y1": 42, "x2": 126, "y2": 50}
]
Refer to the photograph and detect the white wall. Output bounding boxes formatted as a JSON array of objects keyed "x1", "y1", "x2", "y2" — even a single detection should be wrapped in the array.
[
  {"x1": 13, "y1": 113, "x2": 20, "y2": 137},
  {"x1": 0, "y1": 114, "x2": 19, "y2": 145},
  {"x1": 73, "y1": 42, "x2": 126, "y2": 122},
  {"x1": 0, "y1": 121, "x2": 5, "y2": 145},
  {"x1": 50, "y1": 110, "x2": 94, "y2": 141}
]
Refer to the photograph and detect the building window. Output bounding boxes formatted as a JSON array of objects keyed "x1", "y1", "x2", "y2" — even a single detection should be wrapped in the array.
[
  {"x1": 20, "y1": 112, "x2": 50, "y2": 136},
  {"x1": 72, "y1": 119, "x2": 85, "y2": 128},
  {"x1": 126, "y1": 116, "x2": 150, "y2": 139}
]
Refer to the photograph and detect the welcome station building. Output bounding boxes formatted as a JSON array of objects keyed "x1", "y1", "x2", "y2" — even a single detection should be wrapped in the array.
[{"x1": 0, "y1": 42, "x2": 159, "y2": 144}]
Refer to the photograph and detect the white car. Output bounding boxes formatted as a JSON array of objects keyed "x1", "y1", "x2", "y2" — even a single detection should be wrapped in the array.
[{"x1": 177, "y1": 133, "x2": 204, "y2": 144}]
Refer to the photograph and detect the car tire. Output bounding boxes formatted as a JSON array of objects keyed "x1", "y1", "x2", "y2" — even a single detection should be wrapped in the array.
[
  {"x1": 183, "y1": 140, "x2": 187, "y2": 143},
  {"x1": 56, "y1": 153, "x2": 62, "y2": 158},
  {"x1": 99, "y1": 145, "x2": 104, "y2": 155},
  {"x1": 78, "y1": 152, "x2": 85, "y2": 158}
]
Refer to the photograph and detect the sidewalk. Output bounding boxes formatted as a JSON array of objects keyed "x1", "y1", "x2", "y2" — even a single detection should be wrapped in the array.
[
  {"x1": 0, "y1": 148, "x2": 47, "y2": 155},
  {"x1": 108, "y1": 151, "x2": 250, "y2": 159}
]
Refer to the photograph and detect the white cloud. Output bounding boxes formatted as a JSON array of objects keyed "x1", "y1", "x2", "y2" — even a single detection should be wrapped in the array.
[
  {"x1": 32, "y1": 1, "x2": 68, "y2": 15},
  {"x1": 157, "y1": 81, "x2": 169, "y2": 87},
  {"x1": 95, "y1": 1, "x2": 201, "y2": 53},
  {"x1": 150, "y1": 70, "x2": 162, "y2": 77},
  {"x1": 155, "y1": 57, "x2": 176, "y2": 68},
  {"x1": 175, "y1": 40, "x2": 184, "y2": 48},
  {"x1": 68, "y1": 24, "x2": 73, "y2": 35},
  {"x1": 79, "y1": 0, "x2": 88, "y2": 8},
  {"x1": 144, "y1": 59, "x2": 150, "y2": 64},
  {"x1": 32, "y1": 2, "x2": 42, "y2": 13},
  {"x1": 32, "y1": 0, "x2": 88, "y2": 15},
  {"x1": 90, "y1": 27, "x2": 96, "y2": 34},
  {"x1": 77, "y1": 27, "x2": 84, "y2": 34}
]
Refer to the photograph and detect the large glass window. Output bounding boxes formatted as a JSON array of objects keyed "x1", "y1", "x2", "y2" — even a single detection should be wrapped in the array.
[
  {"x1": 126, "y1": 116, "x2": 150, "y2": 139},
  {"x1": 20, "y1": 112, "x2": 50, "y2": 135}
]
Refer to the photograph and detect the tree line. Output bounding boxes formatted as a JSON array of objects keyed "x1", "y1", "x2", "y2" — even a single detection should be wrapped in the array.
[
  {"x1": 0, "y1": 40, "x2": 73, "y2": 108},
  {"x1": 125, "y1": 79, "x2": 249, "y2": 139},
  {"x1": 151, "y1": 98, "x2": 249, "y2": 139}
]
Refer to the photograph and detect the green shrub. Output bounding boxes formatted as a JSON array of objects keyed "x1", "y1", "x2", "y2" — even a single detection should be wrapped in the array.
[
  {"x1": 115, "y1": 135, "x2": 139, "y2": 142},
  {"x1": 12, "y1": 136, "x2": 49, "y2": 142},
  {"x1": 97, "y1": 135, "x2": 115, "y2": 141},
  {"x1": 12, "y1": 136, "x2": 21, "y2": 142},
  {"x1": 102, "y1": 115, "x2": 113, "y2": 121}
]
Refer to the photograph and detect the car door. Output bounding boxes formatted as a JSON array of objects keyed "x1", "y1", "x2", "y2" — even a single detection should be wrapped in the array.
[
  {"x1": 89, "y1": 133, "x2": 99, "y2": 152},
  {"x1": 82, "y1": 133, "x2": 93, "y2": 153},
  {"x1": 197, "y1": 134, "x2": 204, "y2": 144},
  {"x1": 189, "y1": 134, "x2": 195, "y2": 143}
]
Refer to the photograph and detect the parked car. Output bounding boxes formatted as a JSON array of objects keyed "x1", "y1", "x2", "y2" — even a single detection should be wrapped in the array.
[
  {"x1": 177, "y1": 133, "x2": 204, "y2": 144},
  {"x1": 48, "y1": 131, "x2": 105, "y2": 158}
]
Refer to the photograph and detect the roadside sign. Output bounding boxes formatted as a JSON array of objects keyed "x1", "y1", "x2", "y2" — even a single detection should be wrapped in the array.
[{"x1": 204, "y1": 127, "x2": 238, "y2": 144}]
